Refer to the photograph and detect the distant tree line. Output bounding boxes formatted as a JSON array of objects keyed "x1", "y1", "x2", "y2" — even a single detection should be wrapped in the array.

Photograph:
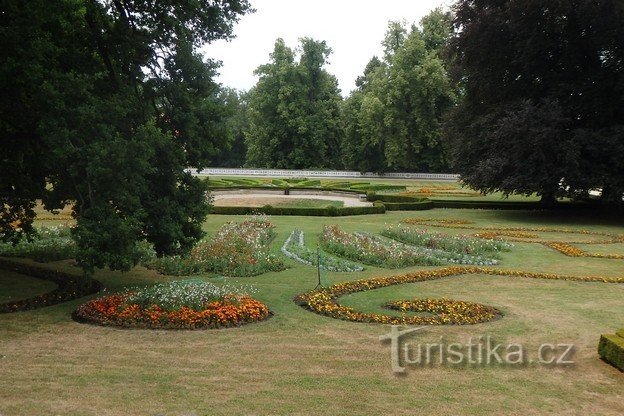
[{"x1": 218, "y1": 9, "x2": 457, "y2": 174}]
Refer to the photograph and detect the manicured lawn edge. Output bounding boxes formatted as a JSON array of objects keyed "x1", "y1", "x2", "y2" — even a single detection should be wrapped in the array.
[{"x1": 0, "y1": 258, "x2": 101, "y2": 313}]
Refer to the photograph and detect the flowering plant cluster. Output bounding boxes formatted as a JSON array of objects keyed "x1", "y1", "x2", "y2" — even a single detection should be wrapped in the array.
[
  {"x1": 0, "y1": 224, "x2": 75, "y2": 262},
  {"x1": 281, "y1": 230, "x2": 364, "y2": 272},
  {"x1": 74, "y1": 280, "x2": 270, "y2": 329},
  {"x1": 320, "y1": 225, "x2": 500, "y2": 268},
  {"x1": 294, "y1": 266, "x2": 624, "y2": 326},
  {"x1": 191, "y1": 215, "x2": 285, "y2": 276},
  {"x1": 146, "y1": 215, "x2": 285, "y2": 277},
  {"x1": 381, "y1": 224, "x2": 512, "y2": 257},
  {"x1": 382, "y1": 298, "x2": 502, "y2": 325}
]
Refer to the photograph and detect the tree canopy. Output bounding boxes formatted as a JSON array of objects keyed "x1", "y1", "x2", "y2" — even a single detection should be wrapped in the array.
[
  {"x1": 244, "y1": 38, "x2": 344, "y2": 169},
  {"x1": 0, "y1": 0, "x2": 251, "y2": 274},
  {"x1": 446, "y1": 0, "x2": 624, "y2": 204},
  {"x1": 342, "y1": 10, "x2": 456, "y2": 173}
]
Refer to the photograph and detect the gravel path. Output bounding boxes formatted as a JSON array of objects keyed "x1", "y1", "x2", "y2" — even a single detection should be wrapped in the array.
[{"x1": 212, "y1": 193, "x2": 372, "y2": 207}]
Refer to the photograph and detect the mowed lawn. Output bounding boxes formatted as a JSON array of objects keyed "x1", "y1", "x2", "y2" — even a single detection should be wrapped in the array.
[{"x1": 1, "y1": 209, "x2": 623, "y2": 415}]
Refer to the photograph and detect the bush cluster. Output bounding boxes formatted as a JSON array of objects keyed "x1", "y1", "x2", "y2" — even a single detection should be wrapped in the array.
[{"x1": 0, "y1": 225, "x2": 76, "y2": 262}]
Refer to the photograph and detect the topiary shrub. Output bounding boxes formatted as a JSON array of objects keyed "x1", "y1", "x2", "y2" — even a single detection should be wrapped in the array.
[{"x1": 598, "y1": 331, "x2": 624, "y2": 371}]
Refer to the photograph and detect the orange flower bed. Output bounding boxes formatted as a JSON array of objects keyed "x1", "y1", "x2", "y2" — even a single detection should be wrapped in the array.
[{"x1": 75, "y1": 293, "x2": 270, "y2": 329}]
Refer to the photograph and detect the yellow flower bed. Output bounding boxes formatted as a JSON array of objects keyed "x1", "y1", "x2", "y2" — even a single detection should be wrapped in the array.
[{"x1": 294, "y1": 267, "x2": 624, "y2": 326}]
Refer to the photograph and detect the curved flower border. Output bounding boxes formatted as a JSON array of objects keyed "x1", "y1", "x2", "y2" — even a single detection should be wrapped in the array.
[
  {"x1": 293, "y1": 266, "x2": 624, "y2": 326},
  {"x1": 74, "y1": 293, "x2": 271, "y2": 330},
  {"x1": 0, "y1": 258, "x2": 102, "y2": 313}
]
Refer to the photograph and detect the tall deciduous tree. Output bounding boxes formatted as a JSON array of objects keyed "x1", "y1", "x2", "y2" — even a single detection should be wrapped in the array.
[
  {"x1": 446, "y1": 0, "x2": 624, "y2": 204},
  {"x1": 0, "y1": 0, "x2": 251, "y2": 274},
  {"x1": 342, "y1": 10, "x2": 456, "y2": 173},
  {"x1": 245, "y1": 38, "x2": 344, "y2": 169}
]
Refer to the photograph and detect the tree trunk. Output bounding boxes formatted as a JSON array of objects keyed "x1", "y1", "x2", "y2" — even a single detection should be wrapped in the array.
[{"x1": 539, "y1": 191, "x2": 557, "y2": 207}]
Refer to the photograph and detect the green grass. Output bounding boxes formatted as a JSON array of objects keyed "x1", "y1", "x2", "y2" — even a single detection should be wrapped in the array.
[
  {"x1": 1, "y1": 208, "x2": 624, "y2": 415},
  {"x1": 0, "y1": 270, "x2": 57, "y2": 303},
  {"x1": 272, "y1": 198, "x2": 344, "y2": 208}
]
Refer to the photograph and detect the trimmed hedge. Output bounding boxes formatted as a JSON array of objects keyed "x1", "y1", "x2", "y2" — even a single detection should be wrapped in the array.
[
  {"x1": 598, "y1": 331, "x2": 624, "y2": 371},
  {"x1": 382, "y1": 200, "x2": 434, "y2": 211},
  {"x1": 0, "y1": 258, "x2": 102, "y2": 313},
  {"x1": 366, "y1": 192, "x2": 433, "y2": 211},
  {"x1": 211, "y1": 204, "x2": 385, "y2": 216}
]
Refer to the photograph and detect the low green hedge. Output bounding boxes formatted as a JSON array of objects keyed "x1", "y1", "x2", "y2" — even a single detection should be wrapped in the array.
[
  {"x1": 382, "y1": 200, "x2": 434, "y2": 211},
  {"x1": 598, "y1": 331, "x2": 624, "y2": 371},
  {"x1": 211, "y1": 204, "x2": 385, "y2": 216},
  {"x1": 0, "y1": 258, "x2": 102, "y2": 313},
  {"x1": 367, "y1": 192, "x2": 424, "y2": 203},
  {"x1": 351, "y1": 184, "x2": 406, "y2": 192}
]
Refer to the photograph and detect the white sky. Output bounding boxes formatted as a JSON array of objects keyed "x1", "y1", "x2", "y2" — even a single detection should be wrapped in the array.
[{"x1": 201, "y1": 0, "x2": 451, "y2": 96}]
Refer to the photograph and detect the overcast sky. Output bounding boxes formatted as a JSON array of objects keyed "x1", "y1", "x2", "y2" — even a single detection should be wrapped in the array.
[{"x1": 201, "y1": 0, "x2": 451, "y2": 96}]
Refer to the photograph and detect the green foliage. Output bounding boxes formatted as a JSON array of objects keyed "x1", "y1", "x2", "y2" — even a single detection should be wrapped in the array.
[
  {"x1": 446, "y1": 0, "x2": 624, "y2": 205},
  {"x1": 143, "y1": 255, "x2": 202, "y2": 277},
  {"x1": 245, "y1": 38, "x2": 344, "y2": 169},
  {"x1": 598, "y1": 333, "x2": 624, "y2": 371},
  {"x1": 342, "y1": 10, "x2": 456, "y2": 173},
  {"x1": 213, "y1": 89, "x2": 250, "y2": 167},
  {"x1": 0, "y1": 225, "x2": 75, "y2": 262},
  {"x1": 0, "y1": 0, "x2": 251, "y2": 275}
]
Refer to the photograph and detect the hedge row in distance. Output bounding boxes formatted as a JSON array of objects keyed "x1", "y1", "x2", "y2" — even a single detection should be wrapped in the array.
[{"x1": 211, "y1": 204, "x2": 386, "y2": 216}]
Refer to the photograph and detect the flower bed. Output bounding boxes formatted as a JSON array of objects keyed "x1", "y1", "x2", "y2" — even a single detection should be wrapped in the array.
[
  {"x1": 403, "y1": 218, "x2": 624, "y2": 259},
  {"x1": 382, "y1": 298, "x2": 501, "y2": 325},
  {"x1": 281, "y1": 230, "x2": 364, "y2": 272},
  {"x1": 381, "y1": 224, "x2": 512, "y2": 257},
  {"x1": 294, "y1": 267, "x2": 624, "y2": 326},
  {"x1": 146, "y1": 215, "x2": 285, "y2": 277},
  {"x1": 74, "y1": 280, "x2": 270, "y2": 329},
  {"x1": 320, "y1": 225, "x2": 500, "y2": 268}
]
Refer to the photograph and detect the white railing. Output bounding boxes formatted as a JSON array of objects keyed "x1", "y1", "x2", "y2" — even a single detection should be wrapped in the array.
[{"x1": 188, "y1": 168, "x2": 459, "y2": 181}]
